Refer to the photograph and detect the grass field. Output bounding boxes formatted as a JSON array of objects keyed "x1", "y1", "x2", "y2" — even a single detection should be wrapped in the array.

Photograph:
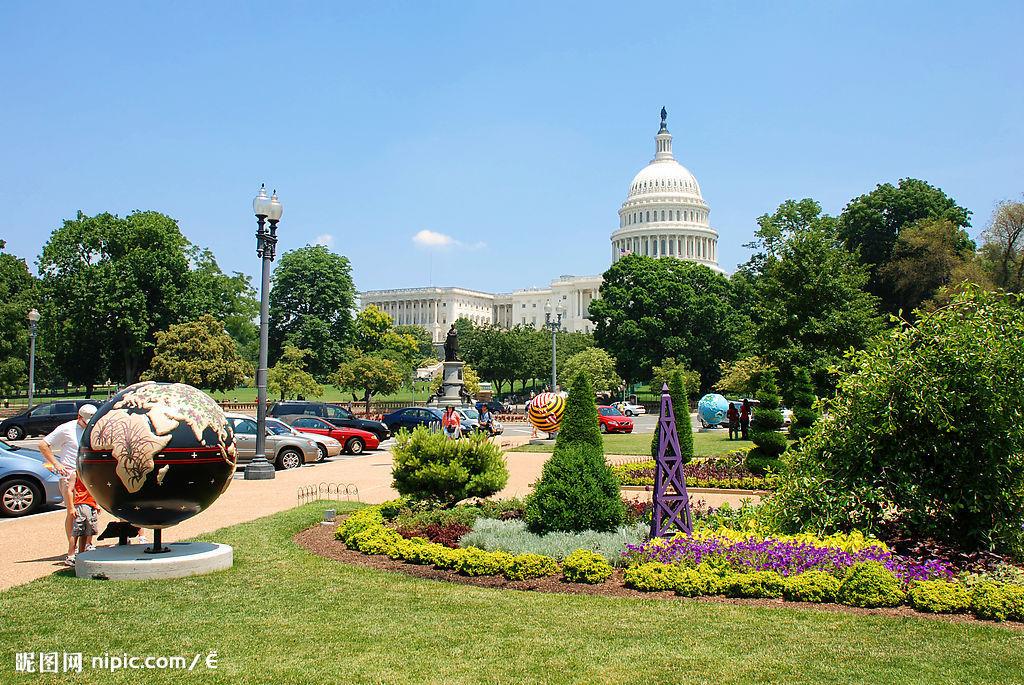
[
  {"x1": 1, "y1": 502, "x2": 1020, "y2": 684},
  {"x1": 510, "y1": 430, "x2": 753, "y2": 456}
]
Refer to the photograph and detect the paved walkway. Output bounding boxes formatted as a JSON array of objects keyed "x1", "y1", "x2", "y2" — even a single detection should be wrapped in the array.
[{"x1": 0, "y1": 436, "x2": 749, "y2": 591}]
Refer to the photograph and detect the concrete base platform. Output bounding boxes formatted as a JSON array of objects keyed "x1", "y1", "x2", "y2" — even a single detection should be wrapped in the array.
[
  {"x1": 528, "y1": 438, "x2": 557, "y2": 446},
  {"x1": 75, "y1": 542, "x2": 233, "y2": 581}
]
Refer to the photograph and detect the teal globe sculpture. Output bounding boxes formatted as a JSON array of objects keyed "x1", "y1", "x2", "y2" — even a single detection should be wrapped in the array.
[{"x1": 697, "y1": 393, "x2": 730, "y2": 428}]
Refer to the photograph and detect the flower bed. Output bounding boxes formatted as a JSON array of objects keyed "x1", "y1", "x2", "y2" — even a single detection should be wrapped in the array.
[
  {"x1": 612, "y1": 456, "x2": 777, "y2": 491},
  {"x1": 333, "y1": 503, "x2": 1024, "y2": 623}
]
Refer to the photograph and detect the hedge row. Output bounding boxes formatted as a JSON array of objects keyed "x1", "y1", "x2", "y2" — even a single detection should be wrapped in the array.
[
  {"x1": 623, "y1": 560, "x2": 1024, "y2": 621},
  {"x1": 336, "y1": 507, "x2": 1024, "y2": 622}
]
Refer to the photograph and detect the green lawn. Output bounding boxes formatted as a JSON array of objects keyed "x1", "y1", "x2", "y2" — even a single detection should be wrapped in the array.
[
  {"x1": 2, "y1": 503, "x2": 1020, "y2": 684},
  {"x1": 510, "y1": 429, "x2": 753, "y2": 456},
  {"x1": 206, "y1": 382, "x2": 437, "y2": 404}
]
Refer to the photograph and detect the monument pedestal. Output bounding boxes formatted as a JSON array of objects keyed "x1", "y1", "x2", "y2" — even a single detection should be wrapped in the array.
[
  {"x1": 74, "y1": 542, "x2": 233, "y2": 581},
  {"x1": 437, "y1": 360, "x2": 465, "y2": 407}
]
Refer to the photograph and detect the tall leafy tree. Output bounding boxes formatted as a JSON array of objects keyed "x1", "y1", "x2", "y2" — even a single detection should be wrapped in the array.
[
  {"x1": 38, "y1": 211, "x2": 197, "y2": 385},
  {"x1": 394, "y1": 324, "x2": 437, "y2": 360},
  {"x1": 0, "y1": 241, "x2": 37, "y2": 396},
  {"x1": 588, "y1": 254, "x2": 746, "y2": 390},
  {"x1": 559, "y1": 347, "x2": 622, "y2": 394},
  {"x1": 268, "y1": 345, "x2": 322, "y2": 400},
  {"x1": 749, "y1": 203, "x2": 883, "y2": 395},
  {"x1": 269, "y1": 245, "x2": 355, "y2": 379},
  {"x1": 142, "y1": 314, "x2": 253, "y2": 392},
  {"x1": 650, "y1": 357, "x2": 700, "y2": 400},
  {"x1": 333, "y1": 351, "x2": 403, "y2": 405},
  {"x1": 184, "y1": 248, "x2": 259, "y2": 364},
  {"x1": 877, "y1": 218, "x2": 976, "y2": 314},
  {"x1": 980, "y1": 198, "x2": 1024, "y2": 293},
  {"x1": 837, "y1": 179, "x2": 972, "y2": 312}
]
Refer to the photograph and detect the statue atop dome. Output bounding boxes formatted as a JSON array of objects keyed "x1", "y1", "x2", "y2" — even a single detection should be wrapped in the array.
[{"x1": 659, "y1": 106, "x2": 668, "y2": 132}]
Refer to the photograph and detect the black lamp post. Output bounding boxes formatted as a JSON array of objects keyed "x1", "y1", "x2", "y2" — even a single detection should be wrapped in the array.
[
  {"x1": 543, "y1": 301, "x2": 564, "y2": 392},
  {"x1": 27, "y1": 308, "x2": 40, "y2": 412},
  {"x1": 245, "y1": 184, "x2": 282, "y2": 480}
]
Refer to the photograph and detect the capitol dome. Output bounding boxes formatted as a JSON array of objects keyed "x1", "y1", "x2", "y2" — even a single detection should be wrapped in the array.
[{"x1": 610, "y1": 109, "x2": 720, "y2": 271}]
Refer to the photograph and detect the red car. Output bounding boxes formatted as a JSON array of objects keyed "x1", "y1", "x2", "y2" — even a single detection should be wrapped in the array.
[
  {"x1": 281, "y1": 415, "x2": 381, "y2": 455},
  {"x1": 597, "y1": 406, "x2": 634, "y2": 433}
]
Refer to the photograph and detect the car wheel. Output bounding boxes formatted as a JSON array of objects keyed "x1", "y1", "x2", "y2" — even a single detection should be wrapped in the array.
[
  {"x1": 316, "y1": 444, "x2": 328, "y2": 462},
  {"x1": 5, "y1": 425, "x2": 24, "y2": 441},
  {"x1": 599, "y1": 423, "x2": 608, "y2": 433},
  {"x1": 276, "y1": 448, "x2": 303, "y2": 470},
  {"x1": 625, "y1": 410, "x2": 633, "y2": 416},
  {"x1": 345, "y1": 438, "x2": 365, "y2": 455},
  {"x1": 1, "y1": 478, "x2": 41, "y2": 517}
]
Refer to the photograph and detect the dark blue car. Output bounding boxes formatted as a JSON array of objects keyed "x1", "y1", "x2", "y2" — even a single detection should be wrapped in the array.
[{"x1": 382, "y1": 407, "x2": 473, "y2": 435}]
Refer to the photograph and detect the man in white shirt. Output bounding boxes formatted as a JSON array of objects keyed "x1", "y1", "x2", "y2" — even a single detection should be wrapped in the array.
[{"x1": 39, "y1": 403, "x2": 97, "y2": 563}]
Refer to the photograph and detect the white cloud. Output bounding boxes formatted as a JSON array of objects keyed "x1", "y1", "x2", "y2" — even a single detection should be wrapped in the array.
[
  {"x1": 412, "y1": 230, "x2": 486, "y2": 251},
  {"x1": 412, "y1": 229, "x2": 454, "y2": 248},
  {"x1": 313, "y1": 233, "x2": 334, "y2": 247}
]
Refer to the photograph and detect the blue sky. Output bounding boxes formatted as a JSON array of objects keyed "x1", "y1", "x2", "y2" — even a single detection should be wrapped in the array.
[{"x1": 3, "y1": 1, "x2": 1022, "y2": 294}]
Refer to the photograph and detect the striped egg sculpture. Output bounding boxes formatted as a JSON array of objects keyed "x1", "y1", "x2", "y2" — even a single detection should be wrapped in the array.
[{"x1": 527, "y1": 392, "x2": 566, "y2": 434}]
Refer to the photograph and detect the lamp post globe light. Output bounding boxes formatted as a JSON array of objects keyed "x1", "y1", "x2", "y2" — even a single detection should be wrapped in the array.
[
  {"x1": 26, "y1": 308, "x2": 40, "y2": 412},
  {"x1": 543, "y1": 301, "x2": 564, "y2": 392},
  {"x1": 246, "y1": 184, "x2": 282, "y2": 480}
]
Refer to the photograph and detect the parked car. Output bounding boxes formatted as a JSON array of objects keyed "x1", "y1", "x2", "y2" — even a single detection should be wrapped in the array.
[
  {"x1": 0, "y1": 440, "x2": 63, "y2": 516},
  {"x1": 266, "y1": 417, "x2": 343, "y2": 461},
  {"x1": 613, "y1": 401, "x2": 647, "y2": 417},
  {"x1": 475, "y1": 399, "x2": 506, "y2": 415},
  {"x1": 597, "y1": 406, "x2": 635, "y2": 434},
  {"x1": 382, "y1": 407, "x2": 474, "y2": 435},
  {"x1": 268, "y1": 401, "x2": 390, "y2": 442},
  {"x1": 0, "y1": 399, "x2": 102, "y2": 441},
  {"x1": 780, "y1": 406, "x2": 794, "y2": 428},
  {"x1": 464, "y1": 406, "x2": 504, "y2": 436},
  {"x1": 279, "y1": 415, "x2": 380, "y2": 455},
  {"x1": 224, "y1": 413, "x2": 320, "y2": 469}
]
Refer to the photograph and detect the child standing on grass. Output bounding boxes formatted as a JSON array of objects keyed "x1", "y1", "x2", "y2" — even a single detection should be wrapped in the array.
[{"x1": 66, "y1": 478, "x2": 100, "y2": 566}]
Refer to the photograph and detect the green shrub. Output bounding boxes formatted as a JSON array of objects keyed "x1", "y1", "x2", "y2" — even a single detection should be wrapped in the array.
[
  {"x1": 788, "y1": 367, "x2": 818, "y2": 441},
  {"x1": 378, "y1": 497, "x2": 414, "y2": 520},
  {"x1": 336, "y1": 507, "x2": 385, "y2": 545},
  {"x1": 674, "y1": 565, "x2": 724, "y2": 597},
  {"x1": 837, "y1": 562, "x2": 906, "y2": 608},
  {"x1": 720, "y1": 571, "x2": 785, "y2": 599},
  {"x1": 783, "y1": 570, "x2": 841, "y2": 603},
  {"x1": 747, "y1": 371, "x2": 787, "y2": 475},
  {"x1": 391, "y1": 426, "x2": 509, "y2": 506},
  {"x1": 503, "y1": 553, "x2": 559, "y2": 581},
  {"x1": 459, "y1": 518, "x2": 646, "y2": 566},
  {"x1": 908, "y1": 580, "x2": 970, "y2": 614},
  {"x1": 562, "y1": 549, "x2": 614, "y2": 584},
  {"x1": 350, "y1": 527, "x2": 403, "y2": 556},
  {"x1": 623, "y1": 562, "x2": 685, "y2": 592},
  {"x1": 764, "y1": 289, "x2": 1024, "y2": 557},
  {"x1": 649, "y1": 370, "x2": 695, "y2": 464},
  {"x1": 430, "y1": 545, "x2": 465, "y2": 570},
  {"x1": 553, "y1": 371, "x2": 603, "y2": 449},
  {"x1": 454, "y1": 548, "x2": 512, "y2": 577},
  {"x1": 970, "y1": 581, "x2": 1024, "y2": 622},
  {"x1": 524, "y1": 442, "x2": 625, "y2": 534}
]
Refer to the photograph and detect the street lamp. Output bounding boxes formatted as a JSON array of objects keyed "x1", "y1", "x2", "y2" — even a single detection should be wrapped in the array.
[
  {"x1": 26, "y1": 309, "x2": 40, "y2": 412},
  {"x1": 246, "y1": 184, "x2": 283, "y2": 480},
  {"x1": 543, "y1": 301, "x2": 565, "y2": 392}
]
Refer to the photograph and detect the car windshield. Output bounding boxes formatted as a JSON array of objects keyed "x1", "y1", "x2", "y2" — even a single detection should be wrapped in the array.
[
  {"x1": 0, "y1": 439, "x2": 20, "y2": 451},
  {"x1": 325, "y1": 405, "x2": 353, "y2": 419},
  {"x1": 600, "y1": 407, "x2": 623, "y2": 416},
  {"x1": 459, "y1": 408, "x2": 479, "y2": 419},
  {"x1": 265, "y1": 420, "x2": 295, "y2": 436}
]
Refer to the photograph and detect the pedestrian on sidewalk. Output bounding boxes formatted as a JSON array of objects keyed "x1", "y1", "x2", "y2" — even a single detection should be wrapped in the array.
[
  {"x1": 67, "y1": 477, "x2": 99, "y2": 566},
  {"x1": 740, "y1": 399, "x2": 751, "y2": 440},
  {"x1": 38, "y1": 403, "x2": 97, "y2": 566},
  {"x1": 727, "y1": 402, "x2": 740, "y2": 440},
  {"x1": 441, "y1": 406, "x2": 461, "y2": 440}
]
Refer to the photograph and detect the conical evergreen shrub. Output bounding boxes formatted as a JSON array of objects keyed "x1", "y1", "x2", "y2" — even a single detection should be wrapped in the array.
[
  {"x1": 789, "y1": 367, "x2": 818, "y2": 440},
  {"x1": 650, "y1": 370, "x2": 694, "y2": 464},
  {"x1": 746, "y1": 370, "x2": 787, "y2": 475},
  {"x1": 525, "y1": 372, "x2": 625, "y2": 533}
]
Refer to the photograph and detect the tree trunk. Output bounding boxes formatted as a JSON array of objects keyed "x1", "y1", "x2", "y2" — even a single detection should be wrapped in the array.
[{"x1": 85, "y1": 383, "x2": 94, "y2": 398}]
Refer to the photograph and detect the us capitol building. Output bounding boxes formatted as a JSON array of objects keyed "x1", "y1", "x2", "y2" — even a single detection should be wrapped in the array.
[{"x1": 359, "y1": 110, "x2": 721, "y2": 343}]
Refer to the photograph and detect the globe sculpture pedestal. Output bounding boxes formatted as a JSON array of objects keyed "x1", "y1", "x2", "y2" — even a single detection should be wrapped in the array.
[
  {"x1": 436, "y1": 361, "x2": 465, "y2": 407},
  {"x1": 75, "y1": 382, "x2": 237, "y2": 581}
]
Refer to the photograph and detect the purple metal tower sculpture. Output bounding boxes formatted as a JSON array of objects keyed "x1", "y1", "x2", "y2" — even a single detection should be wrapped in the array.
[{"x1": 651, "y1": 383, "x2": 693, "y2": 538}]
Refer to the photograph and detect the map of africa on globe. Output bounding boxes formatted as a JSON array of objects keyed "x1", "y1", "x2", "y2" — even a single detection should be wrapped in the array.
[{"x1": 89, "y1": 382, "x2": 236, "y2": 493}]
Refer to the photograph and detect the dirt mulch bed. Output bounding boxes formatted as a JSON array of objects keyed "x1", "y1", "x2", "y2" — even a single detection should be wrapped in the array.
[{"x1": 294, "y1": 524, "x2": 1023, "y2": 630}]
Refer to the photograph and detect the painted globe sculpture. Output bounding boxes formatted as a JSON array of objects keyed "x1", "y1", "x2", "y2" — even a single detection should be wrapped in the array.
[
  {"x1": 527, "y1": 392, "x2": 566, "y2": 434},
  {"x1": 697, "y1": 393, "x2": 730, "y2": 428},
  {"x1": 78, "y1": 382, "x2": 237, "y2": 529}
]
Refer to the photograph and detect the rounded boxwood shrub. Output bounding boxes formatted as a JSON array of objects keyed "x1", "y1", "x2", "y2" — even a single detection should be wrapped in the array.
[
  {"x1": 908, "y1": 580, "x2": 971, "y2": 614},
  {"x1": 783, "y1": 570, "x2": 841, "y2": 603},
  {"x1": 454, "y1": 548, "x2": 512, "y2": 577},
  {"x1": 720, "y1": 571, "x2": 786, "y2": 599},
  {"x1": 970, "y1": 581, "x2": 1024, "y2": 622},
  {"x1": 392, "y1": 426, "x2": 509, "y2": 507},
  {"x1": 746, "y1": 371, "x2": 787, "y2": 475},
  {"x1": 562, "y1": 549, "x2": 614, "y2": 584},
  {"x1": 837, "y1": 562, "x2": 905, "y2": 608},
  {"x1": 503, "y1": 553, "x2": 559, "y2": 581},
  {"x1": 674, "y1": 565, "x2": 724, "y2": 597},
  {"x1": 624, "y1": 562, "x2": 685, "y2": 592}
]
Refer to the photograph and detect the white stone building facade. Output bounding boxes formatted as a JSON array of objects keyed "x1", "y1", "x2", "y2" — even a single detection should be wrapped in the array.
[{"x1": 359, "y1": 111, "x2": 721, "y2": 342}]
